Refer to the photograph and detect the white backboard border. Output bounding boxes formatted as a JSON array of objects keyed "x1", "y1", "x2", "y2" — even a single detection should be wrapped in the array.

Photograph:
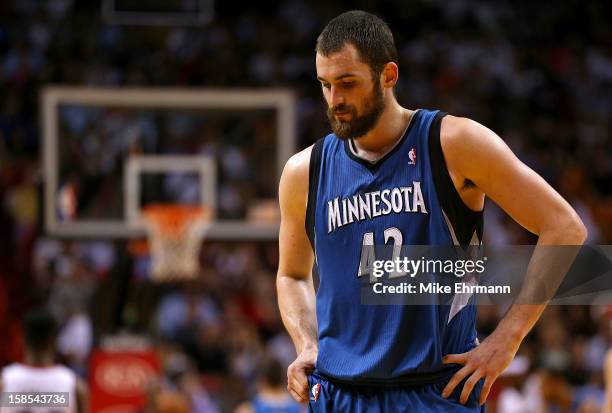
[{"x1": 42, "y1": 86, "x2": 295, "y2": 240}]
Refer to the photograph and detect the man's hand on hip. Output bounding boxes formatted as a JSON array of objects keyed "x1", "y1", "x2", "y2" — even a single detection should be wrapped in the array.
[
  {"x1": 287, "y1": 346, "x2": 317, "y2": 403},
  {"x1": 441, "y1": 330, "x2": 519, "y2": 405}
]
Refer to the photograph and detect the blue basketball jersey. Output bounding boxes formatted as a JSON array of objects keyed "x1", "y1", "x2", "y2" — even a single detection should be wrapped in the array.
[
  {"x1": 306, "y1": 109, "x2": 483, "y2": 385},
  {"x1": 252, "y1": 395, "x2": 303, "y2": 413}
]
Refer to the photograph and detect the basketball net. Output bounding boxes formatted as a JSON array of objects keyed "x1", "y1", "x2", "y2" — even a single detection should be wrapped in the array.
[{"x1": 141, "y1": 204, "x2": 211, "y2": 282}]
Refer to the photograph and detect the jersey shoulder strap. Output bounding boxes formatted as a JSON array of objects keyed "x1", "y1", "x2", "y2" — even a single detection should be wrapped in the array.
[
  {"x1": 428, "y1": 111, "x2": 483, "y2": 246},
  {"x1": 305, "y1": 137, "x2": 325, "y2": 249}
]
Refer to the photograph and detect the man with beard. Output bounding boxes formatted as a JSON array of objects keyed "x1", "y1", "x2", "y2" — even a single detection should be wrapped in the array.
[{"x1": 276, "y1": 10, "x2": 586, "y2": 413}]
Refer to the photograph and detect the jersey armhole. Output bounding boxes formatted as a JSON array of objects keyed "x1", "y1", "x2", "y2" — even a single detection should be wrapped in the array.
[
  {"x1": 305, "y1": 138, "x2": 325, "y2": 250},
  {"x1": 428, "y1": 112, "x2": 483, "y2": 246}
]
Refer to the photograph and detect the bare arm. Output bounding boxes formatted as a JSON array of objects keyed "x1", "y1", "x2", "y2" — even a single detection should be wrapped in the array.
[
  {"x1": 439, "y1": 116, "x2": 587, "y2": 405},
  {"x1": 277, "y1": 146, "x2": 317, "y2": 403},
  {"x1": 75, "y1": 377, "x2": 89, "y2": 413},
  {"x1": 604, "y1": 349, "x2": 612, "y2": 413}
]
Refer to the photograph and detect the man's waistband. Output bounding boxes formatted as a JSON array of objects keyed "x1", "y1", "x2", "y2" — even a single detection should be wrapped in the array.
[{"x1": 312, "y1": 365, "x2": 459, "y2": 390}]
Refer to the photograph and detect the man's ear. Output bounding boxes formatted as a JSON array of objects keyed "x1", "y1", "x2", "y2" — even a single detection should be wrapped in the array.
[{"x1": 381, "y1": 62, "x2": 398, "y2": 88}]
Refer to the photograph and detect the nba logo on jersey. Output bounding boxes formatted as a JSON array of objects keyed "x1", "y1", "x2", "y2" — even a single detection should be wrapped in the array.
[
  {"x1": 408, "y1": 147, "x2": 417, "y2": 165},
  {"x1": 311, "y1": 383, "x2": 321, "y2": 402}
]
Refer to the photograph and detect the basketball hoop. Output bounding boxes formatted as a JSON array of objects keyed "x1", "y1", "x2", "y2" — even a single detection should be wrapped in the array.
[{"x1": 140, "y1": 204, "x2": 211, "y2": 282}]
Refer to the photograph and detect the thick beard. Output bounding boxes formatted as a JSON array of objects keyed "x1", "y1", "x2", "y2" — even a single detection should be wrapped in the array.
[{"x1": 326, "y1": 83, "x2": 385, "y2": 140}]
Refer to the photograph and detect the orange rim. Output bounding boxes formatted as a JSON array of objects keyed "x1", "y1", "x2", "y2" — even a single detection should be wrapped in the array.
[
  {"x1": 144, "y1": 204, "x2": 209, "y2": 235},
  {"x1": 128, "y1": 204, "x2": 211, "y2": 256}
]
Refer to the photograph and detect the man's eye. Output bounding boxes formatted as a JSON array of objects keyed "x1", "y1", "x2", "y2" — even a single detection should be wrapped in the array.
[
  {"x1": 322, "y1": 83, "x2": 331, "y2": 90},
  {"x1": 342, "y1": 82, "x2": 355, "y2": 88}
]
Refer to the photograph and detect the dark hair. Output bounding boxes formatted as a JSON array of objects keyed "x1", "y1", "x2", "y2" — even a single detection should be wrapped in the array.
[
  {"x1": 23, "y1": 309, "x2": 58, "y2": 352},
  {"x1": 260, "y1": 357, "x2": 284, "y2": 387},
  {"x1": 316, "y1": 10, "x2": 398, "y2": 78}
]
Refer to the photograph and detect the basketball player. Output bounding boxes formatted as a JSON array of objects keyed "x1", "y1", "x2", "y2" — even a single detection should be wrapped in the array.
[
  {"x1": 276, "y1": 10, "x2": 587, "y2": 412},
  {"x1": 235, "y1": 357, "x2": 304, "y2": 413},
  {"x1": 0, "y1": 310, "x2": 88, "y2": 413}
]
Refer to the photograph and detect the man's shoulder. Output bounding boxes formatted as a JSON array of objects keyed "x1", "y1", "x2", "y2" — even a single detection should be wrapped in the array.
[
  {"x1": 280, "y1": 144, "x2": 315, "y2": 208},
  {"x1": 439, "y1": 114, "x2": 491, "y2": 157},
  {"x1": 439, "y1": 114, "x2": 477, "y2": 140},
  {"x1": 283, "y1": 134, "x2": 334, "y2": 177},
  {"x1": 2, "y1": 362, "x2": 76, "y2": 377},
  {"x1": 284, "y1": 145, "x2": 313, "y2": 179},
  {"x1": 1, "y1": 362, "x2": 21, "y2": 376}
]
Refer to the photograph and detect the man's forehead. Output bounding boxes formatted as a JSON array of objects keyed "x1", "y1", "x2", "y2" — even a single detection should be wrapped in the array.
[{"x1": 316, "y1": 44, "x2": 369, "y2": 79}]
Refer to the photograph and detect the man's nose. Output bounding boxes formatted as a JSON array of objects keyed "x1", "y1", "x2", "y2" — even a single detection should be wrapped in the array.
[{"x1": 330, "y1": 86, "x2": 345, "y2": 107}]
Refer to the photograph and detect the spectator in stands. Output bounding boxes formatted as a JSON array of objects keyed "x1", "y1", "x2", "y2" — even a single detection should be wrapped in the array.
[
  {"x1": 235, "y1": 356, "x2": 304, "y2": 413},
  {"x1": 0, "y1": 309, "x2": 88, "y2": 413}
]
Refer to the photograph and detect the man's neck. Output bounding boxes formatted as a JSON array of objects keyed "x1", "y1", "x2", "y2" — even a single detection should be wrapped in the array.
[
  {"x1": 351, "y1": 102, "x2": 413, "y2": 161},
  {"x1": 24, "y1": 351, "x2": 54, "y2": 367},
  {"x1": 258, "y1": 384, "x2": 289, "y2": 399}
]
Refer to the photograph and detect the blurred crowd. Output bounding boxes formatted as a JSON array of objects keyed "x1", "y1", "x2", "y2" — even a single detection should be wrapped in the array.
[{"x1": 0, "y1": 0, "x2": 611, "y2": 412}]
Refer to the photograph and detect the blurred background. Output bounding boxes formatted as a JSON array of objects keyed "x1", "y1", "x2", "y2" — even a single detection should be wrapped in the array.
[{"x1": 0, "y1": 1, "x2": 611, "y2": 412}]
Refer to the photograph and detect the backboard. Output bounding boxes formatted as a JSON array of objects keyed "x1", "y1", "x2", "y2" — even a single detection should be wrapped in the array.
[{"x1": 42, "y1": 87, "x2": 296, "y2": 240}]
